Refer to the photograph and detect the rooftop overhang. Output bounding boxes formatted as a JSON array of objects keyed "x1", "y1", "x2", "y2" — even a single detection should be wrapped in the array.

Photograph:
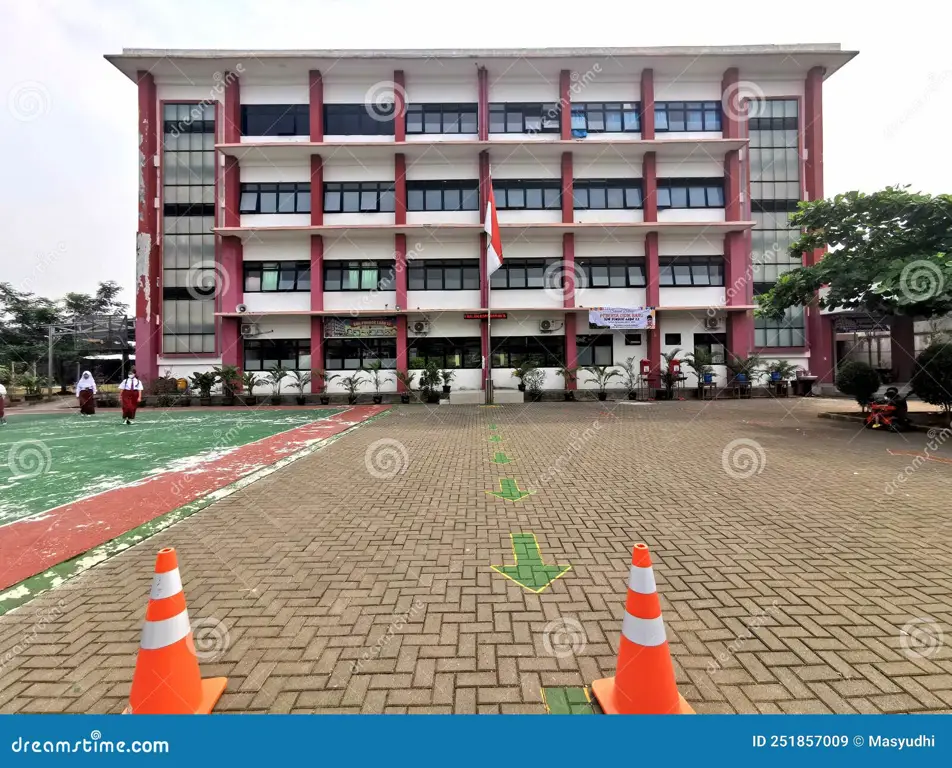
[
  {"x1": 217, "y1": 305, "x2": 755, "y2": 318},
  {"x1": 106, "y1": 44, "x2": 857, "y2": 83}
]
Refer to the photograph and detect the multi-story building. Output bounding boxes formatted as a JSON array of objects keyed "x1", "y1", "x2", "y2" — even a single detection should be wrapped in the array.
[{"x1": 106, "y1": 45, "x2": 856, "y2": 396}]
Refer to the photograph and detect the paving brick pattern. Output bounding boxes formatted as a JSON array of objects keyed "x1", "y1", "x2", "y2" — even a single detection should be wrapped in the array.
[{"x1": 1, "y1": 397, "x2": 952, "y2": 714}]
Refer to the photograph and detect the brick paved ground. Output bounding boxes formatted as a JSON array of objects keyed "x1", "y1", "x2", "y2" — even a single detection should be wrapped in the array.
[{"x1": 1, "y1": 396, "x2": 951, "y2": 715}]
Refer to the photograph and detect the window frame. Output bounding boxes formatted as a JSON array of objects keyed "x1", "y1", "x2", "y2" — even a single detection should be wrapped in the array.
[
  {"x1": 658, "y1": 256, "x2": 725, "y2": 287},
  {"x1": 488, "y1": 103, "x2": 561, "y2": 134},
  {"x1": 694, "y1": 333, "x2": 727, "y2": 365},
  {"x1": 490, "y1": 335, "x2": 565, "y2": 368},
  {"x1": 243, "y1": 338, "x2": 312, "y2": 372},
  {"x1": 406, "y1": 180, "x2": 480, "y2": 212},
  {"x1": 575, "y1": 258, "x2": 646, "y2": 288},
  {"x1": 239, "y1": 183, "x2": 312, "y2": 215},
  {"x1": 324, "y1": 338, "x2": 397, "y2": 370},
  {"x1": 576, "y1": 334, "x2": 614, "y2": 367},
  {"x1": 492, "y1": 180, "x2": 562, "y2": 211},
  {"x1": 323, "y1": 104, "x2": 395, "y2": 136},
  {"x1": 405, "y1": 103, "x2": 479, "y2": 135},
  {"x1": 323, "y1": 182, "x2": 396, "y2": 214},
  {"x1": 573, "y1": 179, "x2": 644, "y2": 210},
  {"x1": 656, "y1": 178, "x2": 726, "y2": 209},
  {"x1": 240, "y1": 104, "x2": 310, "y2": 137},
  {"x1": 489, "y1": 259, "x2": 561, "y2": 290},
  {"x1": 571, "y1": 102, "x2": 641, "y2": 133},
  {"x1": 323, "y1": 260, "x2": 397, "y2": 292},
  {"x1": 407, "y1": 259, "x2": 481, "y2": 291},
  {"x1": 243, "y1": 261, "x2": 312, "y2": 293},
  {"x1": 407, "y1": 337, "x2": 482, "y2": 369},
  {"x1": 654, "y1": 101, "x2": 722, "y2": 133}
]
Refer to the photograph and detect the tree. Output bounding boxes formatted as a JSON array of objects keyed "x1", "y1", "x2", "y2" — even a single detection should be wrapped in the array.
[
  {"x1": 835, "y1": 360, "x2": 881, "y2": 412},
  {"x1": 910, "y1": 343, "x2": 952, "y2": 416},
  {"x1": 756, "y1": 188, "x2": 952, "y2": 320}
]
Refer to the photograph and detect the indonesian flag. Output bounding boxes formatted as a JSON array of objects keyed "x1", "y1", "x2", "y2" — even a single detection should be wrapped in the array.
[{"x1": 484, "y1": 181, "x2": 503, "y2": 276}]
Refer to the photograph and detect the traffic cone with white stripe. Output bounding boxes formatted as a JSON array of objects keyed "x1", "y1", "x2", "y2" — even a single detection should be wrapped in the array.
[
  {"x1": 591, "y1": 543, "x2": 694, "y2": 714},
  {"x1": 124, "y1": 548, "x2": 227, "y2": 714}
]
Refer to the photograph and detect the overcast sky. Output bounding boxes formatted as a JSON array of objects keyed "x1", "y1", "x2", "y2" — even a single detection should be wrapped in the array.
[{"x1": 1, "y1": 0, "x2": 948, "y2": 308}]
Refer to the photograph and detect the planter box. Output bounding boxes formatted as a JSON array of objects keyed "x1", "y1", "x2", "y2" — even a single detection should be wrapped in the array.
[
  {"x1": 450, "y1": 391, "x2": 483, "y2": 405},
  {"x1": 494, "y1": 390, "x2": 524, "y2": 404}
]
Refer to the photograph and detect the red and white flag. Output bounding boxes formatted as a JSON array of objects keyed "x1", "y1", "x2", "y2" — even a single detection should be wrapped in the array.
[{"x1": 484, "y1": 181, "x2": 503, "y2": 277}]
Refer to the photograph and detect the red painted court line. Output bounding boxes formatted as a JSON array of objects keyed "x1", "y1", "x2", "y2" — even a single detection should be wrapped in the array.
[
  {"x1": 0, "y1": 406, "x2": 387, "y2": 591},
  {"x1": 886, "y1": 448, "x2": 952, "y2": 466}
]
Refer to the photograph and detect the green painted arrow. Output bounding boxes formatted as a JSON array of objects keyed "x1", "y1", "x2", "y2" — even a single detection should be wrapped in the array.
[
  {"x1": 489, "y1": 423, "x2": 498, "y2": 430},
  {"x1": 489, "y1": 435, "x2": 502, "y2": 443},
  {"x1": 491, "y1": 452, "x2": 514, "y2": 465},
  {"x1": 486, "y1": 478, "x2": 534, "y2": 502},
  {"x1": 491, "y1": 533, "x2": 572, "y2": 593}
]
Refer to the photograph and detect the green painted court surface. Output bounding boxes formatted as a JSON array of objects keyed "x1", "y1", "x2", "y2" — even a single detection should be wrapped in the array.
[{"x1": 0, "y1": 409, "x2": 344, "y2": 525}]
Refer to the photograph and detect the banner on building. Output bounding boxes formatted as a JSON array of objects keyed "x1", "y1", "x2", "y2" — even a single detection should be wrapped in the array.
[
  {"x1": 588, "y1": 307, "x2": 656, "y2": 330},
  {"x1": 324, "y1": 317, "x2": 398, "y2": 339}
]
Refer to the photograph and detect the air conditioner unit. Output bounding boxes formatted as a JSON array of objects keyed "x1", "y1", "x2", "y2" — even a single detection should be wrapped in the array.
[
  {"x1": 236, "y1": 303, "x2": 248, "y2": 314},
  {"x1": 704, "y1": 316, "x2": 720, "y2": 330},
  {"x1": 411, "y1": 320, "x2": 430, "y2": 336},
  {"x1": 539, "y1": 319, "x2": 563, "y2": 334},
  {"x1": 240, "y1": 323, "x2": 259, "y2": 338}
]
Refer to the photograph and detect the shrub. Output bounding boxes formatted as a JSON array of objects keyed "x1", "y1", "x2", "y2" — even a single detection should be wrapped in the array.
[
  {"x1": 835, "y1": 360, "x2": 880, "y2": 411},
  {"x1": 911, "y1": 343, "x2": 952, "y2": 414}
]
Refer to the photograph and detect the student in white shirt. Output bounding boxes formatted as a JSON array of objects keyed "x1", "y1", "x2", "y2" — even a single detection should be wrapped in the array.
[
  {"x1": 118, "y1": 369, "x2": 144, "y2": 425},
  {"x1": 76, "y1": 371, "x2": 97, "y2": 416},
  {"x1": 0, "y1": 381, "x2": 6, "y2": 425}
]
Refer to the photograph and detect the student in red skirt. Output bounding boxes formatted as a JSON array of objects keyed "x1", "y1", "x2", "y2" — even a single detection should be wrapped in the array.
[
  {"x1": 75, "y1": 371, "x2": 97, "y2": 416},
  {"x1": 118, "y1": 368, "x2": 144, "y2": 425},
  {"x1": 0, "y1": 381, "x2": 6, "y2": 426}
]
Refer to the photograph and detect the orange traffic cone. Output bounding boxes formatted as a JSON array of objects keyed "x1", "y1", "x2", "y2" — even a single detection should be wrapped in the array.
[
  {"x1": 591, "y1": 543, "x2": 694, "y2": 714},
  {"x1": 124, "y1": 548, "x2": 227, "y2": 714}
]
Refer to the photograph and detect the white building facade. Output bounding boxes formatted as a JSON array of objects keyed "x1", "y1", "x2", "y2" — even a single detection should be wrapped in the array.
[{"x1": 107, "y1": 45, "x2": 855, "y2": 395}]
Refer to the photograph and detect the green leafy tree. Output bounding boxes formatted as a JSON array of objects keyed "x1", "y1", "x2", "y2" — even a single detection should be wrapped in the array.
[
  {"x1": 910, "y1": 343, "x2": 952, "y2": 416},
  {"x1": 835, "y1": 360, "x2": 881, "y2": 412}
]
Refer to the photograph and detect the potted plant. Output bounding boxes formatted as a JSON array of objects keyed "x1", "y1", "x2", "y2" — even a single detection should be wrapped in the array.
[
  {"x1": 419, "y1": 362, "x2": 442, "y2": 404},
  {"x1": 684, "y1": 349, "x2": 715, "y2": 396},
  {"x1": 511, "y1": 363, "x2": 538, "y2": 392},
  {"x1": 213, "y1": 365, "x2": 241, "y2": 406},
  {"x1": 765, "y1": 359, "x2": 797, "y2": 382},
  {"x1": 524, "y1": 368, "x2": 545, "y2": 402},
  {"x1": 265, "y1": 364, "x2": 290, "y2": 405},
  {"x1": 312, "y1": 370, "x2": 339, "y2": 405},
  {"x1": 395, "y1": 370, "x2": 417, "y2": 404},
  {"x1": 239, "y1": 371, "x2": 261, "y2": 406},
  {"x1": 440, "y1": 369, "x2": 456, "y2": 396},
  {"x1": 656, "y1": 348, "x2": 683, "y2": 401},
  {"x1": 584, "y1": 365, "x2": 621, "y2": 401},
  {"x1": 726, "y1": 353, "x2": 762, "y2": 396},
  {"x1": 364, "y1": 361, "x2": 392, "y2": 405},
  {"x1": 288, "y1": 370, "x2": 312, "y2": 406},
  {"x1": 190, "y1": 371, "x2": 217, "y2": 406},
  {"x1": 556, "y1": 365, "x2": 578, "y2": 401},
  {"x1": 177, "y1": 384, "x2": 192, "y2": 407},
  {"x1": 21, "y1": 375, "x2": 44, "y2": 403},
  {"x1": 340, "y1": 372, "x2": 365, "y2": 405},
  {"x1": 619, "y1": 357, "x2": 640, "y2": 401}
]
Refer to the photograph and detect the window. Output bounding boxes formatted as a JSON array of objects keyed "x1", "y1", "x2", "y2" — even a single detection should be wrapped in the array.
[
  {"x1": 658, "y1": 256, "x2": 724, "y2": 286},
  {"x1": 754, "y1": 284, "x2": 805, "y2": 347},
  {"x1": 664, "y1": 333, "x2": 682, "y2": 345},
  {"x1": 324, "y1": 338, "x2": 396, "y2": 370},
  {"x1": 571, "y1": 103, "x2": 640, "y2": 133},
  {"x1": 576, "y1": 258, "x2": 646, "y2": 288},
  {"x1": 489, "y1": 259, "x2": 561, "y2": 290},
  {"x1": 244, "y1": 339, "x2": 312, "y2": 372},
  {"x1": 240, "y1": 104, "x2": 309, "y2": 136},
  {"x1": 406, "y1": 104, "x2": 478, "y2": 134},
  {"x1": 324, "y1": 104, "x2": 395, "y2": 135},
  {"x1": 655, "y1": 101, "x2": 722, "y2": 132},
  {"x1": 323, "y1": 261, "x2": 396, "y2": 291},
  {"x1": 749, "y1": 99, "x2": 801, "y2": 204},
  {"x1": 576, "y1": 335, "x2": 613, "y2": 366},
  {"x1": 490, "y1": 336, "x2": 564, "y2": 368},
  {"x1": 624, "y1": 333, "x2": 642, "y2": 346},
  {"x1": 492, "y1": 180, "x2": 561, "y2": 210},
  {"x1": 657, "y1": 178, "x2": 725, "y2": 209},
  {"x1": 239, "y1": 183, "x2": 311, "y2": 214},
  {"x1": 162, "y1": 103, "x2": 216, "y2": 355},
  {"x1": 406, "y1": 180, "x2": 479, "y2": 212},
  {"x1": 408, "y1": 337, "x2": 482, "y2": 369},
  {"x1": 488, "y1": 103, "x2": 561, "y2": 134},
  {"x1": 244, "y1": 262, "x2": 311, "y2": 292},
  {"x1": 751, "y1": 202, "x2": 802, "y2": 283},
  {"x1": 573, "y1": 180, "x2": 643, "y2": 209},
  {"x1": 694, "y1": 333, "x2": 727, "y2": 365},
  {"x1": 407, "y1": 259, "x2": 480, "y2": 290},
  {"x1": 323, "y1": 182, "x2": 395, "y2": 214}
]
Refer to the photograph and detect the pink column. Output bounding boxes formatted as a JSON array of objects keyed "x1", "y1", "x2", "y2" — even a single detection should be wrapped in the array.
[
  {"x1": 563, "y1": 233, "x2": 577, "y2": 389},
  {"x1": 804, "y1": 65, "x2": 834, "y2": 382},
  {"x1": 223, "y1": 71, "x2": 240, "y2": 144},
  {"x1": 309, "y1": 70, "x2": 324, "y2": 142},
  {"x1": 395, "y1": 153, "x2": 407, "y2": 226},
  {"x1": 643, "y1": 152, "x2": 660, "y2": 388},
  {"x1": 479, "y1": 150, "x2": 490, "y2": 390},
  {"x1": 135, "y1": 70, "x2": 159, "y2": 383},
  {"x1": 561, "y1": 151, "x2": 573, "y2": 224},
  {"x1": 310, "y1": 155, "x2": 323, "y2": 226},
  {"x1": 477, "y1": 67, "x2": 489, "y2": 141},
  {"x1": 219, "y1": 237, "x2": 243, "y2": 368},
  {"x1": 640, "y1": 68, "x2": 655, "y2": 140},
  {"x1": 395, "y1": 234, "x2": 408, "y2": 390},
  {"x1": 394, "y1": 70, "x2": 406, "y2": 143},
  {"x1": 559, "y1": 70, "x2": 572, "y2": 140},
  {"x1": 724, "y1": 147, "x2": 752, "y2": 358},
  {"x1": 310, "y1": 236, "x2": 324, "y2": 378}
]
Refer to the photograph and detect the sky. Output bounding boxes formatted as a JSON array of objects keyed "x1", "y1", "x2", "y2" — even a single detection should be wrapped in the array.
[{"x1": 0, "y1": 0, "x2": 948, "y2": 308}]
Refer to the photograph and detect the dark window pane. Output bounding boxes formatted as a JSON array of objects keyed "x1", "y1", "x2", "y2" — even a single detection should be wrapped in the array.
[{"x1": 408, "y1": 266, "x2": 425, "y2": 290}]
